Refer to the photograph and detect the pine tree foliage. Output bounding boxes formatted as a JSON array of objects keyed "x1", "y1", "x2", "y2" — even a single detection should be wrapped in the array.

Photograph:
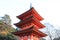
[{"x1": 0, "y1": 14, "x2": 17, "y2": 40}]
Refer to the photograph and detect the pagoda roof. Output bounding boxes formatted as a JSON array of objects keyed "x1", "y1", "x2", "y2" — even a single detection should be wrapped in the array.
[
  {"x1": 14, "y1": 16, "x2": 45, "y2": 28},
  {"x1": 12, "y1": 26, "x2": 47, "y2": 37},
  {"x1": 17, "y1": 7, "x2": 44, "y2": 21}
]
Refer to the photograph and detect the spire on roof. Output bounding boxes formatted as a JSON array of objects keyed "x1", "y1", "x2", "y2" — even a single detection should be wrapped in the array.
[{"x1": 30, "y1": 3, "x2": 32, "y2": 9}]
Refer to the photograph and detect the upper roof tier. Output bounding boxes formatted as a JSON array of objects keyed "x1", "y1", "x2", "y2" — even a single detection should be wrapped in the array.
[{"x1": 17, "y1": 7, "x2": 44, "y2": 21}]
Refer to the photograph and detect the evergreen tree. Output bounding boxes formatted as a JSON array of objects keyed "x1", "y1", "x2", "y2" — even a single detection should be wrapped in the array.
[{"x1": 0, "y1": 14, "x2": 17, "y2": 40}]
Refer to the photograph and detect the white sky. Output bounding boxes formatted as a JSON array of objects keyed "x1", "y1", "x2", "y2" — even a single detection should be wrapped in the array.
[{"x1": 0, "y1": 0, "x2": 60, "y2": 29}]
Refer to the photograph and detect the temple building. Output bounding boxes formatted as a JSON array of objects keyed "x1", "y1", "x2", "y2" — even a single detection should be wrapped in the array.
[{"x1": 12, "y1": 7, "x2": 47, "y2": 40}]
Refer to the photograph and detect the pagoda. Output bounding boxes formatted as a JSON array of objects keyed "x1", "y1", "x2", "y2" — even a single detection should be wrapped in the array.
[{"x1": 12, "y1": 7, "x2": 47, "y2": 40}]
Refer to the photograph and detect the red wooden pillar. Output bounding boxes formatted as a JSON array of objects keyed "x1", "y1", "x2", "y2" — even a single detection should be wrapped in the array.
[
  {"x1": 36, "y1": 37, "x2": 39, "y2": 40},
  {"x1": 23, "y1": 36, "x2": 28, "y2": 40},
  {"x1": 20, "y1": 36, "x2": 23, "y2": 40},
  {"x1": 30, "y1": 35, "x2": 33, "y2": 40},
  {"x1": 33, "y1": 36, "x2": 37, "y2": 40}
]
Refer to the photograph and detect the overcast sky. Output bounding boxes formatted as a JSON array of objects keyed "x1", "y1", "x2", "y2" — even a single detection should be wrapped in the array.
[{"x1": 0, "y1": 0, "x2": 60, "y2": 29}]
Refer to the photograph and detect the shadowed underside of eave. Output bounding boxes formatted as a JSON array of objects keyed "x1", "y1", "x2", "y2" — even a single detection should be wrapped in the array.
[{"x1": 12, "y1": 26, "x2": 47, "y2": 37}]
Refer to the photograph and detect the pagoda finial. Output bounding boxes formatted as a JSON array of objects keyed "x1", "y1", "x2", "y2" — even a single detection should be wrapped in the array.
[{"x1": 30, "y1": 3, "x2": 32, "y2": 9}]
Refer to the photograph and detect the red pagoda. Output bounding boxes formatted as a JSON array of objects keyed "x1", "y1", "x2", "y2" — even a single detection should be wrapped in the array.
[{"x1": 13, "y1": 7, "x2": 47, "y2": 40}]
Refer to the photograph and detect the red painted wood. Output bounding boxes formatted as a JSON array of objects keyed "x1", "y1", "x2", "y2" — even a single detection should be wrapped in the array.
[
  {"x1": 23, "y1": 36, "x2": 28, "y2": 40},
  {"x1": 12, "y1": 7, "x2": 47, "y2": 40},
  {"x1": 17, "y1": 7, "x2": 43, "y2": 21},
  {"x1": 14, "y1": 17, "x2": 45, "y2": 28},
  {"x1": 20, "y1": 36, "x2": 23, "y2": 40},
  {"x1": 12, "y1": 26, "x2": 47, "y2": 37},
  {"x1": 30, "y1": 35, "x2": 33, "y2": 40}
]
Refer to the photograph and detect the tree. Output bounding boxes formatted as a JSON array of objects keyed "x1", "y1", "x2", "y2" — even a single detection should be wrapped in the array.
[
  {"x1": 1, "y1": 14, "x2": 11, "y2": 25},
  {"x1": 0, "y1": 14, "x2": 17, "y2": 40},
  {"x1": 42, "y1": 23, "x2": 60, "y2": 40},
  {"x1": 53, "y1": 37, "x2": 60, "y2": 40},
  {"x1": 0, "y1": 33, "x2": 17, "y2": 40}
]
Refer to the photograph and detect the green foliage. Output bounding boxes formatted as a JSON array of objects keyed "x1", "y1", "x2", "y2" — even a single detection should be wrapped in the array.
[
  {"x1": 0, "y1": 33, "x2": 17, "y2": 40},
  {"x1": 0, "y1": 15, "x2": 17, "y2": 40},
  {"x1": 0, "y1": 20, "x2": 4, "y2": 25},
  {"x1": 0, "y1": 19, "x2": 16, "y2": 32}
]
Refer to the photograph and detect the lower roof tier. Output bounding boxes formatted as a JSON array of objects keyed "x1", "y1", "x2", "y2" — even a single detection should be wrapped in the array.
[
  {"x1": 12, "y1": 26, "x2": 47, "y2": 37},
  {"x1": 14, "y1": 16, "x2": 45, "y2": 28}
]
